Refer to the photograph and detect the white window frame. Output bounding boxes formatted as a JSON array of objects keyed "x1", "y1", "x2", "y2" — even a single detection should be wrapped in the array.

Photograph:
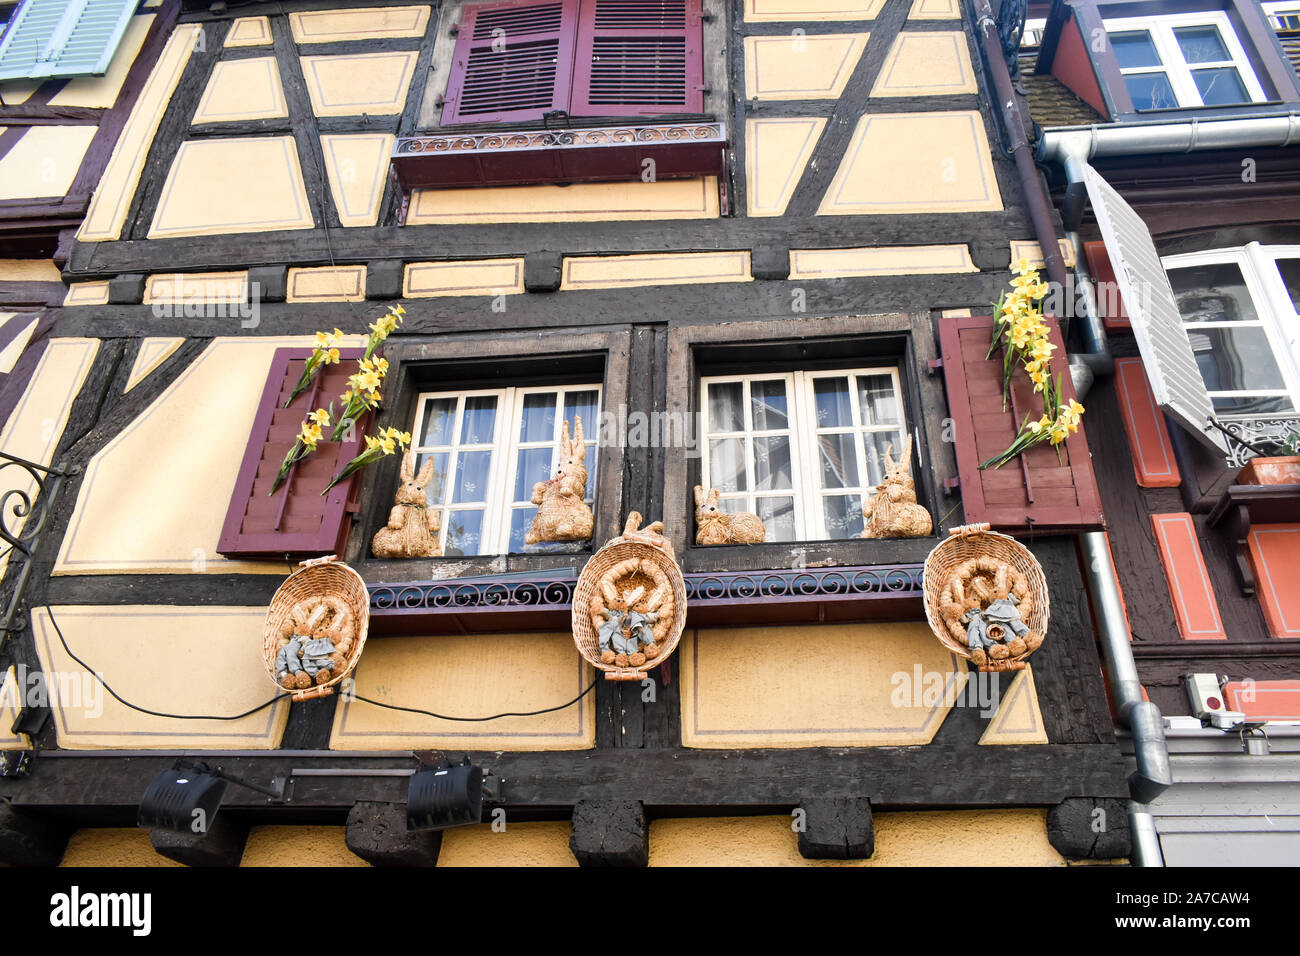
[
  {"x1": 1104, "y1": 11, "x2": 1267, "y2": 110},
  {"x1": 409, "y1": 383, "x2": 602, "y2": 556},
  {"x1": 1161, "y1": 243, "x2": 1300, "y2": 420},
  {"x1": 1263, "y1": 2, "x2": 1300, "y2": 33},
  {"x1": 698, "y1": 367, "x2": 911, "y2": 542}
]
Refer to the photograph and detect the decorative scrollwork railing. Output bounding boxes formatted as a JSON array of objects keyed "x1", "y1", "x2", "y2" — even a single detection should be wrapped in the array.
[
  {"x1": 0, "y1": 452, "x2": 71, "y2": 637},
  {"x1": 1211, "y1": 417, "x2": 1300, "y2": 468}
]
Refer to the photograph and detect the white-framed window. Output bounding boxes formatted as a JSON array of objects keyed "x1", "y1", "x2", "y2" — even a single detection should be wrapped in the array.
[
  {"x1": 1264, "y1": 2, "x2": 1300, "y2": 33},
  {"x1": 699, "y1": 367, "x2": 910, "y2": 542},
  {"x1": 409, "y1": 384, "x2": 600, "y2": 556},
  {"x1": 1104, "y1": 11, "x2": 1267, "y2": 110},
  {"x1": 1021, "y1": 17, "x2": 1047, "y2": 49},
  {"x1": 1162, "y1": 243, "x2": 1300, "y2": 420}
]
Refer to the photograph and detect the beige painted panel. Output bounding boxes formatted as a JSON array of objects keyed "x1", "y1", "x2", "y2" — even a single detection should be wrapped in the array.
[
  {"x1": 562, "y1": 251, "x2": 751, "y2": 291},
  {"x1": 226, "y1": 16, "x2": 273, "y2": 47},
  {"x1": 0, "y1": 83, "x2": 39, "y2": 105},
  {"x1": 789, "y1": 244, "x2": 977, "y2": 279},
  {"x1": 438, "y1": 822, "x2": 578, "y2": 867},
  {"x1": 909, "y1": 0, "x2": 961, "y2": 20},
  {"x1": 287, "y1": 264, "x2": 367, "y2": 302},
  {"x1": 192, "y1": 57, "x2": 288, "y2": 124},
  {"x1": 1010, "y1": 238, "x2": 1077, "y2": 268},
  {"x1": 745, "y1": 117, "x2": 826, "y2": 217},
  {"x1": 407, "y1": 177, "x2": 720, "y2": 225},
  {"x1": 330, "y1": 633, "x2": 596, "y2": 751},
  {"x1": 403, "y1": 259, "x2": 525, "y2": 297},
  {"x1": 64, "y1": 281, "x2": 111, "y2": 306},
  {"x1": 819, "y1": 111, "x2": 1003, "y2": 214},
  {"x1": 80, "y1": 24, "x2": 202, "y2": 242},
  {"x1": 648, "y1": 811, "x2": 1065, "y2": 866},
  {"x1": 290, "y1": 6, "x2": 431, "y2": 43},
  {"x1": 979, "y1": 666, "x2": 1049, "y2": 745},
  {"x1": 0, "y1": 316, "x2": 36, "y2": 374},
  {"x1": 148, "y1": 136, "x2": 315, "y2": 239},
  {"x1": 60, "y1": 829, "x2": 184, "y2": 867},
  {"x1": 31, "y1": 606, "x2": 291, "y2": 750},
  {"x1": 744, "y1": 0, "x2": 887, "y2": 21},
  {"x1": 143, "y1": 271, "x2": 249, "y2": 304},
  {"x1": 871, "y1": 32, "x2": 976, "y2": 97},
  {"x1": 124, "y1": 337, "x2": 185, "y2": 393},
  {"x1": 679, "y1": 622, "x2": 965, "y2": 748},
  {"x1": 53, "y1": 335, "x2": 361, "y2": 576},
  {"x1": 0, "y1": 667, "x2": 30, "y2": 750},
  {"x1": 301, "y1": 51, "x2": 418, "y2": 117},
  {"x1": 744, "y1": 34, "x2": 869, "y2": 100},
  {"x1": 0, "y1": 126, "x2": 97, "y2": 200},
  {"x1": 242, "y1": 827, "x2": 369, "y2": 866},
  {"x1": 321, "y1": 133, "x2": 395, "y2": 227},
  {"x1": 0, "y1": 258, "x2": 60, "y2": 282},
  {"x1": 48, "y1": 14, "x2": 155, "y2": 109}
]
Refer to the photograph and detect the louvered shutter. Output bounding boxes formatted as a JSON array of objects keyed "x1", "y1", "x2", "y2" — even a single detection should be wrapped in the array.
[
  {"x1": 0, "y1": 0, "x2": 136, "y2": 82},
  {"x1": 938, "y1": 314, "x2": 1105, "y2": 533},
  {"x1": 218, "y1": 348, "x2": 370, "y2": 559},
  {"x1": 441, "y1": 0, "x2": 579, "y2": 125},
  {"x1": 1081, "y1": 162, "x2": 1226, "y2": 453},
  {"x1": 570, "y1": 0, "x2": 704, "y2": 116}
]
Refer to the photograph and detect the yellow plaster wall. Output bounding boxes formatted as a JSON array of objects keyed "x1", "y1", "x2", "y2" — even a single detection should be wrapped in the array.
[
  {"x1": 300, "y1": 51, "x2": 418, "y2": 117},
  {"x1": 437, "y1": 822, "x2": 578, "y2": 867},
  {"x1": 910, "y1": 0, "x2": 962, "y2": 20},
  {"x1": 225, "y1": 16, "x2": 272, "y2": 47},
  {"x1": 289, "y1": 6, "x2": 431, "y2": 43},
  {"x1": 287, "y1": 265, "x2": 367, "y2": 302},
  {"x1": 191, "y1": 57, "x2": 288, "y2": 124},
  {"x1": 744, "y1": 0, "x2": 888, "y2": 21},
  {"x1": 242, "y1": 827, "x2": 369, "y2": 866},
  {"x1": 745, "y1": 117, "x2": 826, "y2": 217},
  {"x1": 60, "y1": 829, "x2": 185, "y2": 867},
  {"x1": 124, "y1": 337, "x2": 185, "y2": 392},
  {"x1": 978, "y1": 666, "x2": 1049, "y2": 745},
  {"x1": 48, "y1": 14, "x2": 154, "y2": 109},
  {"x1": 0, "y1": 315, "x2": 37, "y2": 374},
  {"x1": 561, "y1": 251, "x2": 751, "y2": 291},
  {"x1": 0, "y1": 259, "x2": 60, "y2": 282},
  {"x1": 680, "y1": 622, "x2": 965, "y2": 748},
  {"x1": 0, "y1": 666, "x2": 30, "y2": 750},
  {"x1": 1010, "y1": 239, "x2": 1077, "y2": 268},
  {"x1": 320, "y1": 133, "x2": 395, "y2": 227},
  {"x1": 789, "y1": 244, "x2": 977, "y2": 279},
  {"x1": 0, "y1": 126, "x2": 97, "y2": 200},
  {"x1": 143, "y1": 271, "x2": 249, "y2": 304},
  {"x1": 54, "y1": 335, "x2": 362, "y2": 576},
  {"x1": 871, "y1": 31, "x2": 976, "y2": 97},
  {"x1": 407, "y1": 177, "x2": 720, "y2": 225},
  {"x1": 330, "y1": 633, "x2": 596, "y2": 751},
  {"x1": 64, "y1": 281, "x2": 111, "y2": 306},
  {"x1": 403, "y1": 259, "x2": 525, "y2": 297},
  {"x1": 744, "y1": 33, "x2": 869, "y2": 100},
  {"x1": 31, "y1": 606, "x2": 292, "y2": 750}
]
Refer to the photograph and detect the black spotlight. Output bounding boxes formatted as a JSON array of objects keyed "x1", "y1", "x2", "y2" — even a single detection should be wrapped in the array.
[
  {"x1": 407, "y1": 756, "x2": 484, "y2": 831},
  {"x1": 138, "y1": 762, "x2": 286, "y2": 832}
]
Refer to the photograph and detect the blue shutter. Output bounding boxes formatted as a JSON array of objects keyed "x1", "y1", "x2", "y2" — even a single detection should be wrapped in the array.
[{"x1": 0, "y1": 0, "x2": 137, "y2": 82}]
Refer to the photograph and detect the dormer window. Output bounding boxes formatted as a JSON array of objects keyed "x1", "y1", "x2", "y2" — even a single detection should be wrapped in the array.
[{"x1": 1105, "y1": 12, "x2": 1266, "y2": 110}]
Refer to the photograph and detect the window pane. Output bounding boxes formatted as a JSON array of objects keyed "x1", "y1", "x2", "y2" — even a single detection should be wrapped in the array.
[
  {"x1": 582, "y1": 442, "x2": 597, "y2": 500},
  {"x1": 1111, "y1": 31, "x2": 1162, "y2": 68},
  {"x1": 1209, "y1": 394, "x2": 1297, "y2": 416},
  {"x1": 509, "y1": 508, "x2": 537, "y2": 553},
  {"x1": 754, "y1": 496, "x2": 796, "y2": 542},
  {"x1": 415, "y1": 452, "x2": 449, "y2": 506},
  {"x1": 1174, "y1": 25, "x2": 1229, "y2": 63},
  {"x1": 817, "y1": 433, "x2": 860, "y2": 489},
  {"x1": 1124, "y1": 72, "x2": 1179, "y2": 110},
  {"x1": 453, "y1": 450, "x2": 492, "y2": 503},
  {"x1": 750, "y1": 379, "x2": 789, "y2": 431},
  {"x1": 863, "y1": 431, "x2": 905, "y2": 488},
  {"x1": 1168, "y1": 263, "x2": 1258, "y2": 322},
  {"x1": 1277, "y1": 258, "x2": 1300, "y2": 312},
  {"x1": 753, "y1": 435, "x2": 793, "y2": 491},
  {"x1": 813, "y1": 377, "x2": 854, "y2": 427},
  {"x1": 1192, "y1": 67, "x2": 1249, "y2": 106},
  {"x1": 443, "y1": 509, "x2": 484, "y2": 557},
  {"x1": 513, "y1": 446, "x2": 554, "y2": 501},
  {"x1": 460, "y1": 395, "x2": 497, "y2": 444},
  {"x1": 563, "y1": 390, "x2": 599, "y2": 435},
  {"x1": 857, "y1": 374, "x2": 899, "y2": 426},
  {"x1": 708, "y1": 437, "x2": 747, "y2": 492},
  {"x1": 420, "y1": 397, "x2": 455, "y2": 447},
  {"x1": 1185, "y1": 327, "x2": 1287, "y2": 392},
  {"x1": 707, "y1": 381, "x2": 744, "y2": 432},
  {"x1": 519, "y1": 392, "x2": 556, "y2": 442},
  {"x1": 823, "y1": 494, "x2": 864, "y2": 540}
]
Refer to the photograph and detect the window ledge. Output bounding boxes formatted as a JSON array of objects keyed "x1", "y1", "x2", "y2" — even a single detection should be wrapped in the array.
[{"x1": 392, "y1": 121, "x2": 727, "y2": 191}]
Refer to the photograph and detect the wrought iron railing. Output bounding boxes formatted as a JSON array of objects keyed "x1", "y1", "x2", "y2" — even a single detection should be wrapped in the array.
[
  {"x1": 1211, "y1": 417, "x2": 1300, "y2": 468},
  {"x1": 0, "y1": 452, "x2": 71, "y2": 640}
]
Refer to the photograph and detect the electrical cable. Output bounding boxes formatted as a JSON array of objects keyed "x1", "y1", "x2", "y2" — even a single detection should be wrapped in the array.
[{"x1": 354, "y1": 679, "x2": 598, "y2": 722}]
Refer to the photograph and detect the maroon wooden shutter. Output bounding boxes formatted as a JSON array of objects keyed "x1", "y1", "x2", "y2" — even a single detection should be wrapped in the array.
[
  {"x1": 570, "y1": 0, "x2": 704, "y2": 116},
  {"x1": 218, "y1": 348, "x2": 369, "y2": 559},
  {"x1": 1083, "y1": 240, "x2": 1131, "y2": 332},
  {"x1": 441, "y1": 0, "x2": 580, "y2": 125},
  {"x1": 938, "y1": 314, "x2": 1105, "y2": 534}
]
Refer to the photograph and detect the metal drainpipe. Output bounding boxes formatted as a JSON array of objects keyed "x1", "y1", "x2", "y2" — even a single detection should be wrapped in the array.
[{"x1": 971, "y1": 0, "x2": 1172, "y2": 864}]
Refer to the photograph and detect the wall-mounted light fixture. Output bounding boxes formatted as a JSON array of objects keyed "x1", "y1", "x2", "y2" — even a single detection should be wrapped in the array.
[
  {"x1": 407, "y1": 755, "x2": 490, "y2": 832},
  {"x1": 138, "y1": 762, "x2": 288, "y2": 833}
]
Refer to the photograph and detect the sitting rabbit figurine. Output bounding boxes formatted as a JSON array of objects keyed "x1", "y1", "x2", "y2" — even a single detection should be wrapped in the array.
[
  {"x1": 524, "y1": 417, "x2": 594, "y2": 545},
  {"x1": 372, "y1": 448, "x2": 442, "y2": 557},
  {"x1": 859, "y1": 435, "x2": 933, "y2": 538},
  {"x1": 694, "y1": 485, "x2": 766, "y2": 545}
]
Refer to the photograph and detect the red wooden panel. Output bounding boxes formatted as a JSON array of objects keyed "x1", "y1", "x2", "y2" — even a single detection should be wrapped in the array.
[
  {"x1": 1113, "y1": 356, "x2": 1181, "y2": 488},
  {"x1": 1084, "y1": 240, "x2": 1131, "y2": 333},
  {"x1": 441, "y1": 0, "x2": 579, "y2": 125},
  {"x1": 218, "y1": 348, "x2": 368, "y2": 559},
  {"x1": 1150, "y1": 513, "x2": 1226, "y2": 640},
  {"x1": 937, "y1": 314, "x2": 1105, "y2": 533},
  {"x1": 1223, "y1": 679, "x2": 1300, "y2": 721},
  {"x1": 571, "y1": 0, "x2": 703, "y2": 116},
  {"x1": 1246, "y1": 523, "x2": 1300, "y2": 638}
]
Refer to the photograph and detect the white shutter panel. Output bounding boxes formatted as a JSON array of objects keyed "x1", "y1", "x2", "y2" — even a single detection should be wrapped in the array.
[
  {"x1": 1082, "y1": 162, "x2": 1227, "y2": 453},
  {"x1": 0, "y1": 0, "x2": 136, "y2": 82}
]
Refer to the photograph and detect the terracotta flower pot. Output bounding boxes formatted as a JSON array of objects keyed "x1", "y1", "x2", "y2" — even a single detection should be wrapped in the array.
[{"x1": 1237, "y1": 456, "x2": 1300, "y2": 485}]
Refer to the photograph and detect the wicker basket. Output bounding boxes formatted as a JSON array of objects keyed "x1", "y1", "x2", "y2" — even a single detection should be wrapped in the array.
[
  {"x1": 262, "y1": 555, "x2": 370, "y2": 701},
  {"x1": 572, "y1": 514, "x2": 687, "y2": 681},
  {"x1": 922, "y1": 523, "x2": 1050, "y2": 672}
]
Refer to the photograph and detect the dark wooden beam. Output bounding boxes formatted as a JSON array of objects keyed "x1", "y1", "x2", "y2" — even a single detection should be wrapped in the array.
[
  {"x1": 0, "y1": 800, "x2": 72, "y2": 866},
  {"x1": 797, "y1": 796, "x2": 874, "y2": 860},
  {"x1": 149, "y1": 815, "x2": 250, "y2": 867},
  {"x1": 345, "y1": 801, "x2": 440, "y2": 867},
  {"x1": 569, "y1": 799, "x2": 648, "y2": 867},
  {"x1": 1046, "y1": 796, "x2": 1132, "y2": 860}
]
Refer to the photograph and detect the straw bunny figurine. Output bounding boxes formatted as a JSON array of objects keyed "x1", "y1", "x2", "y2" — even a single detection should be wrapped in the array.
[
  {"x1": 694, "y1": 486, "x2": 766, "y2": 545},
  {"x1": 859, "y1": 435, "x2": 933, "y2": 538},
  {"x1": 371, "y1": 448, "x2": 442, "y2": 558},
  {"x1": 525, "y1": 417, "x2": 594, "y2": 545}
]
